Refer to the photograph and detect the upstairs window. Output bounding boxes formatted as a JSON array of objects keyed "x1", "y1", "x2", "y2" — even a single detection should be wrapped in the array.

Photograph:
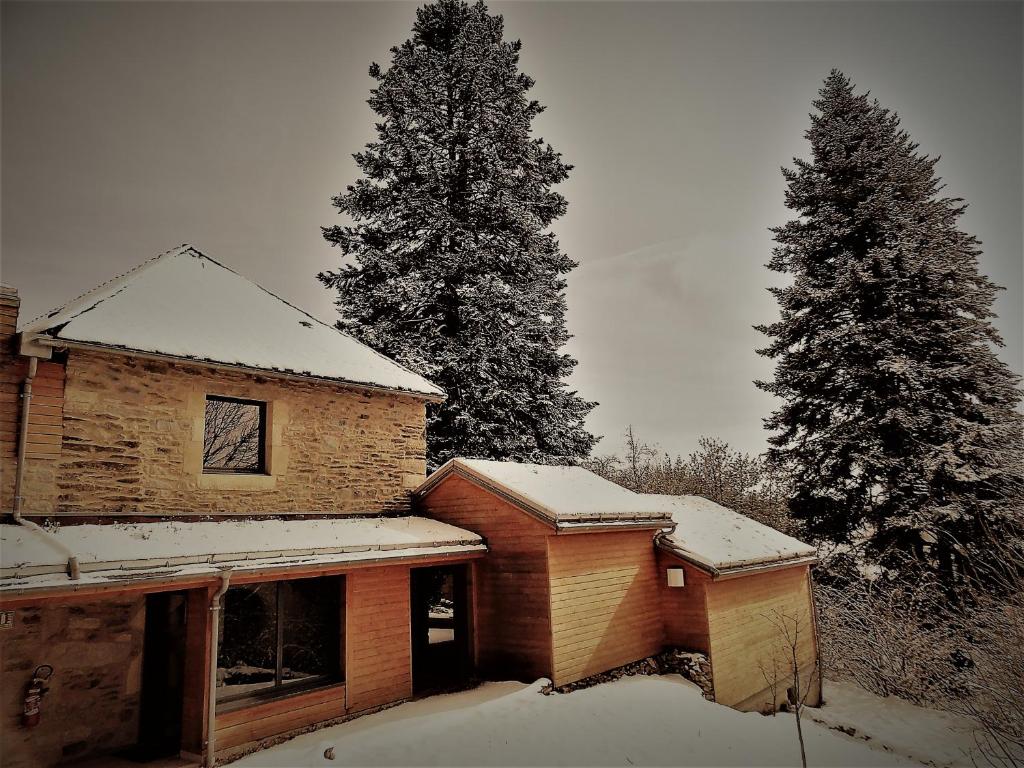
[{"x1": 203, "y1": 396, "x2": 266, "y2": 474}]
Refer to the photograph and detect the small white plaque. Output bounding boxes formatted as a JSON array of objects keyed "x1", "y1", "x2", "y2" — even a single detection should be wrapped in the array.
[{"x1": 666, "y1": 568, "x2": 685, "y2": 588}]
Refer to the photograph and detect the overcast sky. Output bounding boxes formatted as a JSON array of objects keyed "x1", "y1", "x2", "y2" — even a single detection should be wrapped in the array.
[{"x1": 2, "y1": 1, "x2": 1020, "y2": 459}]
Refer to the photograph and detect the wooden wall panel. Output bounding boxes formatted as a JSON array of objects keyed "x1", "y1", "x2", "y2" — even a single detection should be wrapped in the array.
[
  {"x1": 181, "y1": 587, "x2": 214, "y2": 756},
  {"x1": 345, "y1": 565, "x2": 412, "y2": 713},
  {"x1": 214, "y1": 684, "x2": 346, "y2": 752},
  {"x1": 704, "y1": 564, "x2": 820, "y2": 711},
  {"x1": 657, "y1": 551, "x2": 712, "y2": 653},
  {"x1": 547, "y1": 531, "x2": 664, "y2": 686},
  {"x1": 416, "y1": 475, "x2": 553, "y2": 682},
  {"x1": 0, "y1": 361, "x2": 64, "y2": 460}
]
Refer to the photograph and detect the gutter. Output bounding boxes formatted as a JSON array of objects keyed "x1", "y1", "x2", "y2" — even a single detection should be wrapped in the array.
[
  {"x1": 0, "y1": 546, "x2": 488, "y2": 603},
  {"x1": 206, "y1": 568, "x2": 232, "y2": 768},
  {"x1": 10, "y1": 356, "x2": 80, "y2": 580},
  {"x1": 30, "y1": 336, "x2": 446, "y2": 404}
]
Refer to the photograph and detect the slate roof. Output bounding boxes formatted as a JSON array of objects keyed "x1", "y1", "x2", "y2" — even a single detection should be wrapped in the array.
[{"x1": 21, "y1": 245, "x2": 443, "y2": 399}]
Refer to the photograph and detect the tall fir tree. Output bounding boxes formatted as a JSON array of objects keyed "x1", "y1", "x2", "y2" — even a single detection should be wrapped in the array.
[
  {"x1": 320, "y1": 0, "x2": 596, "y2": 468},
  {"x1": 757, "y1": 71, "x2": 1023, "y2": 582}
]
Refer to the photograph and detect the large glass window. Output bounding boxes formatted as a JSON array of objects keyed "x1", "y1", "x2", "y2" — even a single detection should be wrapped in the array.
[
  {"x1": 216, "y1": 576, "x2": 343, "y2": 705},
  {"x1": 203, "y1": 396, "x2": 266, "y2": 474}
]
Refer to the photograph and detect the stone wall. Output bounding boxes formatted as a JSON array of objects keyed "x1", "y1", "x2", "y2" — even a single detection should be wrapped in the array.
[
  {"x1": 0, "y1": 596, "x2": 145, "y2": 767},
  {"x1": 4, "y1": 349, "x2": 428, "y2": 516}
]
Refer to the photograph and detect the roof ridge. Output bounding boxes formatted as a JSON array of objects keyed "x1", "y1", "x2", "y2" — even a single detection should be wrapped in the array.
[{"x1": 23, "y1": 243, "x2": 193, "y2": 330}]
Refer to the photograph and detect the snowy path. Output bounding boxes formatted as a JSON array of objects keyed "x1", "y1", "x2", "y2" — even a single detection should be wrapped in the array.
[
  {"x1": 229, "y1": 676, "x2": 919, "y2": 767},
  {"x1": 808, "y1": 681, "x2": 980, "y2": 768}
]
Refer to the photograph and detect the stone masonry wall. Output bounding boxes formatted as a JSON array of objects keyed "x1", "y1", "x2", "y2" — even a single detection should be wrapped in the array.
[
  {"x1": 0, "y1": 596, "x2": 145, "y2": 767},
  {"x1": 10, "y1": 349, "x2": 428, "y2": 516}
]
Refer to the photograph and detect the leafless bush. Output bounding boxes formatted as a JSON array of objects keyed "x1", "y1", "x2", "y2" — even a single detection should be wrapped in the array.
[
  {"x1": 586, "y1": 427, "x2": 803, "y2": 537},
  {"x1": 815, "y1": 544, "x2": 1024, "y2": 768},
  {"x1": 815, "y1": 570, "x2": 959, "y2": 705},
  {"x1": 947, "y1": 549, "x2": 1024, "y2": 768},
  {"x1": 764, "y1": 609, "x2": 821, "y2": 768}
]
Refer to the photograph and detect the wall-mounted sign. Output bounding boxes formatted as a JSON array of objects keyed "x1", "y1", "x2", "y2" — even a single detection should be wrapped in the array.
[
  {"x1": 0, "y1": 610, "x2": 13, "y2": 630},
  {"x1": 666, "y1": 568, "x2": 685, "y2": 588}
]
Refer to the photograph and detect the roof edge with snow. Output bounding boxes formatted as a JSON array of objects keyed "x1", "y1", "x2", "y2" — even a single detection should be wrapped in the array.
[
  {"x1": 1, "y1": 517, "x2": 486, "y2": 598},
  {"x1": 655, "y1": 533, "x2": 817, "y2": 579},
  {"x1": 415, "y1": 459, "x2": 675, "y2": 532}
]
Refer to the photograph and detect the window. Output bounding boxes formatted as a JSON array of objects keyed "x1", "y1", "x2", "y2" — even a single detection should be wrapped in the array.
[
  {"x1": 216, "y1": 576, "x2": 343, "y2": 706},
  {"x1": 203, "y1": 396, "x2": 266, "y2": 474}
]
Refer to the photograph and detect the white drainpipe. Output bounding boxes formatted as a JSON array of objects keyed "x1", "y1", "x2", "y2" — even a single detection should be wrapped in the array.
[
  {"x1": 206, "y1": 568, "x2": 232, "y2": 768},
  {"x1": 11, "y1": 356, "x2": 80, "y2": 580}
]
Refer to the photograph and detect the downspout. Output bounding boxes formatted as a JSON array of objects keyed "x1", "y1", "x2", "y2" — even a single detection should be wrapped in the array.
[
  {"x1": 11, "y1": 356, "x2": 80, "y2": 580},
  {"x1": 206, "y1": 567, "x2": 232, "y2": 768},
  {"x1": 805, "y1": 566, "x2": 824, "y2": 705}
]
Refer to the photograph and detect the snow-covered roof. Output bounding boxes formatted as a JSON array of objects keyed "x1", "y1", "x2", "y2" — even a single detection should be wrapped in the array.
[
  {"x1": 416, "y1": 459, "x2": 674, "y2": 530},
  {"x1": 650, "y1": 494, "x2": 816, "y2": 575},
  {"x1": 20, "y1": 245, "x2": 443, "y2": 399},
  {"x1": 0, "y1": 517, "x2": 484, "y2": 595}
]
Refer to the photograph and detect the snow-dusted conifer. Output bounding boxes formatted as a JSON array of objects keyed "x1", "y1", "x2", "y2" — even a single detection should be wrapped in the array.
[
  {"x1": 757, "y1": 71, "x2": 1023, "y2": 581},
  {"x1": 321, "y1": 0, "x2": 595, "y2": 467}
]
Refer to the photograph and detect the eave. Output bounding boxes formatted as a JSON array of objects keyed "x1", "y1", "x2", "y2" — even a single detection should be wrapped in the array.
[
  {"x1": 24, "y1": 334, "x2": 446, "y2": 403},
  {"x1": 415, "y1": 460, "x2": 674, "y2": 533}
]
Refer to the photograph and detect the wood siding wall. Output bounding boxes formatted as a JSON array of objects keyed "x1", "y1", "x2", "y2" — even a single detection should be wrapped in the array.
[
  {"x1": 704, "y1": 565, "x2": 820, "y2": 711},
  {"x1": 345, "y1": 566, "x2": 412, "y2": 714},
  {"x1": 547, "y1": 531, "x2": 664, "y2": 686},
  {"x1": 657, "y1": 552, "x2": 712, "y2": 653},
  {"x1": 0, "y1": 311, "x2": 65, "y2": 511},
  {"x1": 416, "y1": 475, "x2": 553, "y2": 682},
  {"x1": 0, "y1": 361, "x2": 64, "y2": 461},
  {"x1": 214, "y1": 684, "x2": 346, "y2": 754}
]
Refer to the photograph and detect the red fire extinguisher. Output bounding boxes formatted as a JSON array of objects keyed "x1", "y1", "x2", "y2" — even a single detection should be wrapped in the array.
[{"x1": 22, "y1": 665, "x2": 53, "y2": 728}]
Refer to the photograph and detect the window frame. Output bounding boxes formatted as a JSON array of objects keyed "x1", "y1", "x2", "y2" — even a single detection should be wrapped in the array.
[
  {"x1": 202, "y1": 395, "x2": 268, "y2": 476},
  {"x1": 216, "y1": 576, "x2": 344, "y2": 710}
]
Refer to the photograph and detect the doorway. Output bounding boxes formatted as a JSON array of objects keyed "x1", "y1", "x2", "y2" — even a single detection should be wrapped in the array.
[
  {"x1": 410, "y1": 564, "x2": 471, "y2": 694},
  {"x1": 135, "y1": 591, "x2": 187, "y2": 761}
]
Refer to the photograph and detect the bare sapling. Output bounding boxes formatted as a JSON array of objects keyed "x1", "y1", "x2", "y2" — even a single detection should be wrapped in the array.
[{"x1": 765, "y1": 608, "x2": 820, "y2": 768}]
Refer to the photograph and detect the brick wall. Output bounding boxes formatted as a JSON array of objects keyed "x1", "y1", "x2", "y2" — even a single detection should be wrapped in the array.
[
  {"x1": 6, "y1": 349, "x2": 428, "y2": 516},
  {"x1": 0, "y1": 596, "x2": 145, "y2": 767}
]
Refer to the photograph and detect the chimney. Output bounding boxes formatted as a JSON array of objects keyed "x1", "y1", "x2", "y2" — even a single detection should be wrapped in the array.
[{"x1": 0, "y1": 285, "x2": 19, "y2": 358}]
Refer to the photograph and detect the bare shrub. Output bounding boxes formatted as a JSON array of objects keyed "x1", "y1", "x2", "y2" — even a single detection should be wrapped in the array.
[
  {"x1": 815, "y1": 574, "x2": 960, "y2": 705},
  {"x1": 948, "y1": 554, "x2": 1024, "y2": 768},
  {"x1": 815, "y1": 545, "x2": 1024, "y2": 768}
]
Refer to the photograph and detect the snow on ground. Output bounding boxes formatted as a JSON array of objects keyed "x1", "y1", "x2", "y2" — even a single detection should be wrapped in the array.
[
  {"x1": 808, "y1": 680, "x2": 980, "y2": 768},
  {"x1": 229, "y1": 676, "x2": 917, "y2": 767}
]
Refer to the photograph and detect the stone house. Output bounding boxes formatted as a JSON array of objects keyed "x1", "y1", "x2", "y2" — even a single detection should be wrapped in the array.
[{"x1": 1, "y1": 246, "x2": 819, "y2": 767}]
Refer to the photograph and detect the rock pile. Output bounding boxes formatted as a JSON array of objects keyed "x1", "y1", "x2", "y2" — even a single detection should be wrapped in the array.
[{"x1": 542, "y1": 647, "x2": 715, "y2": 701}]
